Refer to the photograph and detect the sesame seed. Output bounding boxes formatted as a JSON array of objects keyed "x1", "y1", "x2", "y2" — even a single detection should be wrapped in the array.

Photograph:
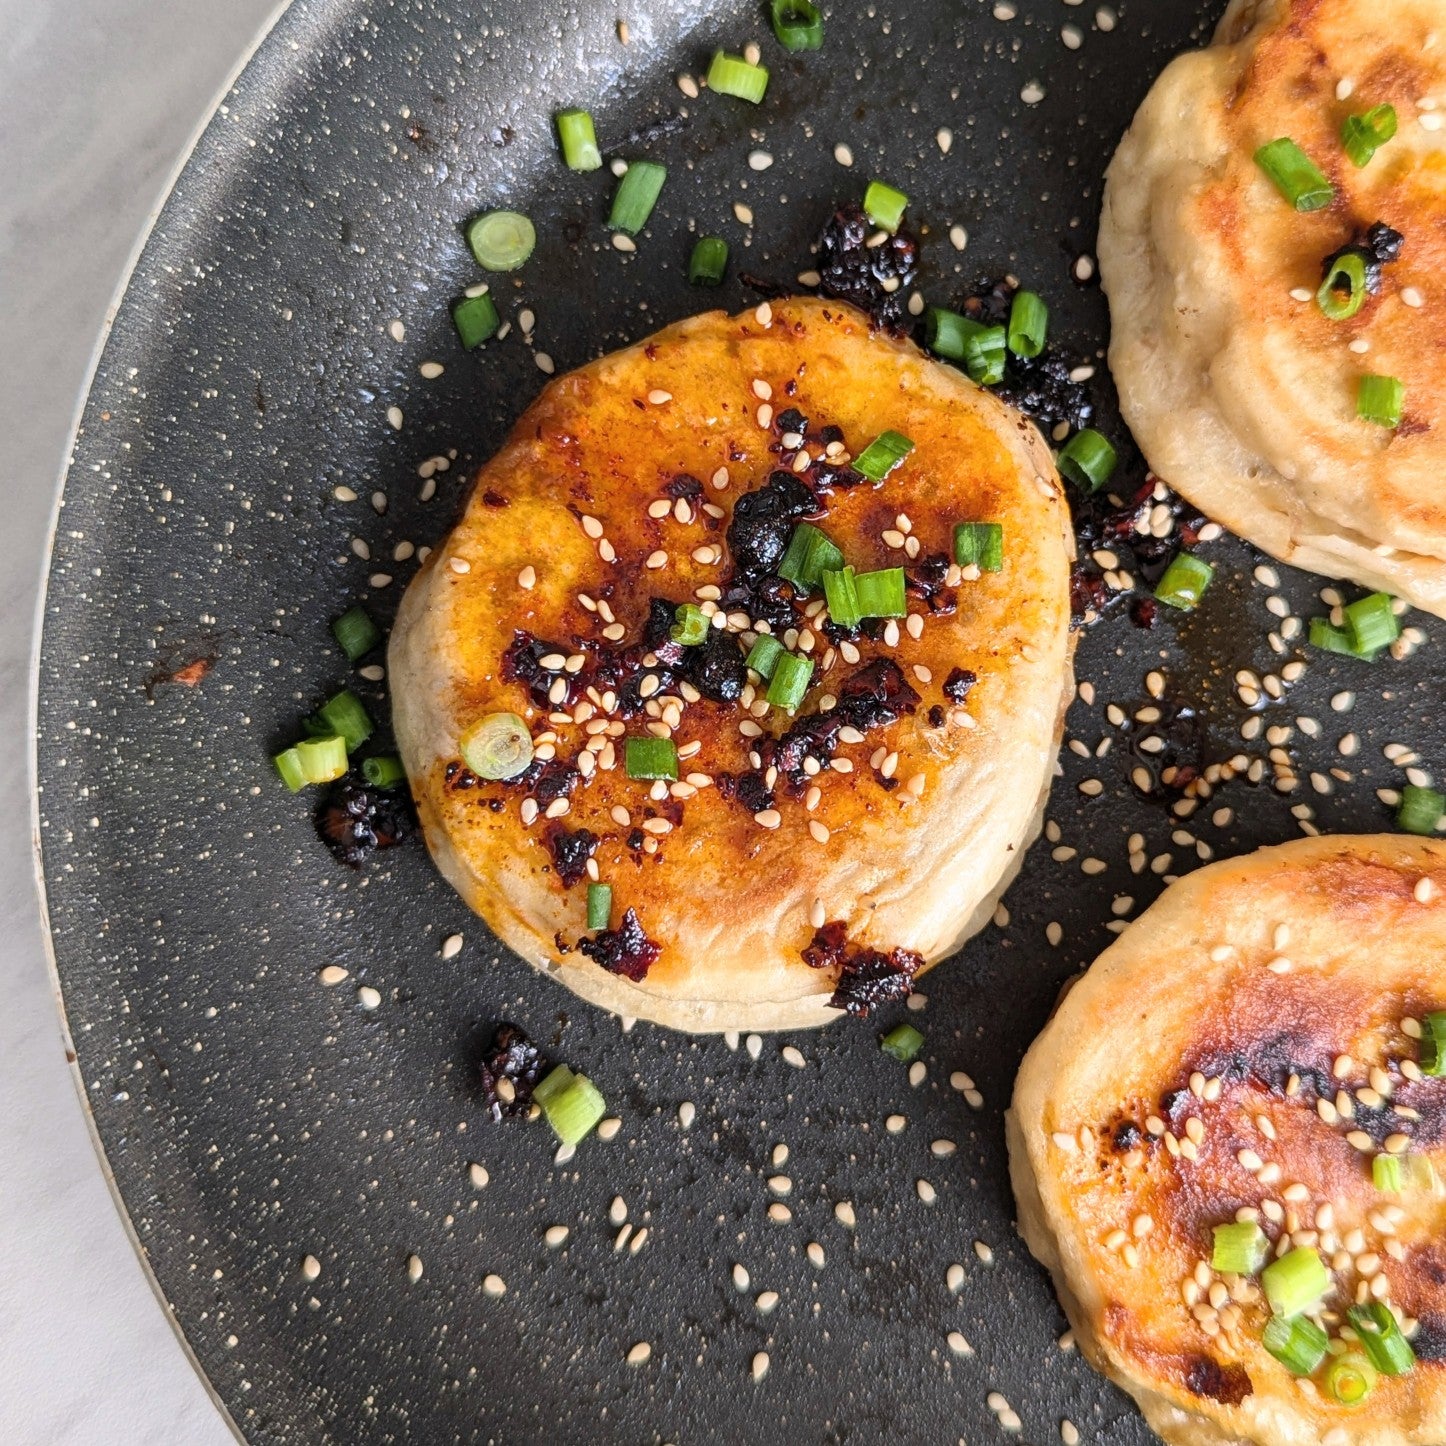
[
  {"x1": 974, "y1": 1240, "x2": 994, "y2": 1264},
  {"x1": 386, "y1": 405, "x2": 404, "y2": 430},
  {"x1": 301, "y1": 1254, "x2": 322, "y2": 1281},
  {"x1": 734, "y1": 202, "x2": 755, "y2": 226},
  {"x1": 482, "y1": 1273, "x2": 506, "y2": 1297},
  {"x1": 833, "y1": 142, "x2": 854, "y2": 166},
  {"x1": 627, "y1": 1342, "x2": 652, "y2": 1367},
  {"x1": 782, "y1": 1045, "x2": 806, "y2": 1068},
  {"x1": 751, "y1": 1351, "x2": 770, "y2": 1382},
  {"x1": 949, "y1": 223, "x2": 968, "y2": 251},
  {"x1": 767, "y1": 1203, "x2": 791, "y2": 1223},
  {"x1": 1403, "y1": 286, "x2": 1425, "y2": 308},
  {"x1": 612, "y1": 233, "x2": 636, "y2": 252}
]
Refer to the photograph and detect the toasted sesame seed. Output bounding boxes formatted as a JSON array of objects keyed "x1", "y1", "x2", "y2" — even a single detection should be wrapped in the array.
[
  {"x1": 974, "y1": 1240, "x2": 994, "y2": 1264},
  {"x1": 751, "y1": 1351, "x2": 770, "y2": 1382}
]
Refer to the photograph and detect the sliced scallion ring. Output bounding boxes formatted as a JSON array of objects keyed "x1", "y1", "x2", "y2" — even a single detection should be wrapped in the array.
[
  {"x1": 767, "y1": 651, "x2": 815, "y2": 713},
  {"x1": 1324, "y1": 1351, "x2": 1377, "y2": 1406},
  {"x1": 1254, "y1": 137, "x2": 1334, "y2": 211},
  {"x1": 706, "y1": 50, "x2": 770, "y2": 104},
  {"x1": 1342, "y1": 104, "x2": 1398, "y2": 168},
  {"x1": 1396, "y1": 784, "x2": 1444, "y2": 837},
  {"x1": 1358, "y1": 374, "x2": 1404, "y2": 428},
  {"x1": 460, "y1": 712, "x2": 533, "y2": 780},
  {"x1": 608, "y1": 160, "x2": 667, "y2": 234},
  {"x1": 1007, "y1": 290, "x2": 1048, "y2": 359},
  {"x1": 863, "y1": 179, "x2": 909, "y2": 234},
  {"x1": 770, "y1": 0, "x2": 823, "y2": 51},
  {"x1": 688, "y1": 235, "x2": 729, "y2": 285},
  {"x1": 1347, "y1": 1301, "x2": 1416, "y2": 1376},
  {"x1": 361, "y1": 756, "x2": 406, "y2": 789},
  {"x1": 466, "y1": 210, "x2": 537, "y2": 271},
  {"x1": 1262, "y1": 1314, "x2": 1329, "y2": 1375},
  {"x1": 1317, "y1": 251, "x2": 1369, "y2": 321},
  {"x1": 554, "y1": 108, "x2": 603, "y2": 171}
]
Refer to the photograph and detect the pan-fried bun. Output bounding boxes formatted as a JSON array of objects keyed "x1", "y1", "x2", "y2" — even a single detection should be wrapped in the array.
[
  {"x1": 1010, "y1": 834, "x2": 1446, "y2": 1446},
  {"x1": 390, "y1": 298, "x2": 1075, "y2": 1033},
  {"x1": 1099, "y1": 0, "x2": 1446, "y2": 617}
]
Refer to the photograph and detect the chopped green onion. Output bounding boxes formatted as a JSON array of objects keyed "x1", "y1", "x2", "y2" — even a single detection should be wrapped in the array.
[
  {"x1": 362, "y1": 755, "x2": 406, "y2": 788},
  {"x1": 767, "y1": 652, "x2": 814, "y2": 713},
  {"x1": 1397, "y1": 784, "x2": 1445, "y2": 837},
  {"x1": 1373, "y1": 1150, "x2": 1438, "y2": 1193},
  {"x1": 822, "y1": 566, "x2": 862, "y2": 629},
  {"x1": 1358, "y1": 373, "x2": 1404, "y2": 428},
  {"x1": 586, "y1": 883, "x2": 613, "y2": 931},
  {"x1": 853, "y1": 430, "x2": 915, "y2": 483},
  {"x1": 1254, "y1": 138, "x2": 1334, "y2": 212},
  {"x1": 1155, "y1": 553, "x2": 1215, "y2": 611},
  {"x1": 961, "y1": 324, "x2": 1007, "y2": 385},
  {"x1": 460, "y1": 712, "x2": 533, "y2": 780},
  {"x1": 1007, "y1": 290, "x2": 1048, "y2": 359},
  {"x1": 925, "y1": 307, "x2": 986, "y2": 363},
  {"x1": 1347, "y1": 1302, "x2": 1416, "y2": 1376},
  {"x1": 609, "y1": 160, "x2": 667, "y2": 235},
  {"x1": 863, "y1": 179, "x2": 909, "y2": 234},
  {"x1": 1056, "y1": 428, "x2": 1118, "y2": 492},
  {"x1": 746, "y1": 634, "x2": 785, "y2": 680},
  {"x1": 1418, "y1": 1011, "x2": 1446, "y2": 1076},
  {"x1": 1317, "y1": 251, "x2": 1369, "y2": 321},
  {"x1": 1324, "y1": 1351, "x2": 1378, "y2": 1406},
  {"x1": 670, "y1": 603, "x2": 710, "y2": 647},
  {"x1": 274, "y1": 747, "x2": 308, "y2": 793},
  {"x1": 452, "y1": 292, "x2": 501, "y2": 350},
  {"x1": 295, "y1": 734, "x2": 349, "y2": 786},
  {"x1": 540, "y1": 1072, "x2": 607, "y2": 1145},
  {"x1": 466, "y1": 210, "x2": 536, "y2": 271},
  {"x1": 332, "y1": 605, "x2": 381, "y2": 661},
  {"x1": 1342, "y1": 104, "x2": 1398, "y2": 168},
  {"x1": 770, "y1": 0, "x2": 823, "y2": 51},
  {"x1": 778, "y1": 522, "x2": 845, "y2": 593},
  {"x1": 1262, "y1": 1314, "x2": 1330, "y2": 1376},
  {"x1": 532, "y1": 1064, "x2": 575, "y2": 1108},
  {"x1": 1310, "y1": 616, "x2": 1373, "y2": 658},
  {"x1": 1344, "y1": 591, "x2": 1400, "y2": 654},
  {"x1": 317, "y1": 690, "x2": 374, "y2": 753},
  {"x1": 554, "y1": 108, "x2": 603, "y2": 171},
  {"x1": 706, "y1": 50, "x2": 769, "y2": 104},
  {"x1": 688, "y1": 235, "x2": 729, "y2": 285},
  {"x1": 1211, "y1": 1221, "x2": 1269, "y2": 1276},
  {"x1": 953, "y1": 522, "x2": 1004, "y2": 573},
  {"x1": 855, "y1": 567, "x2": 907, "y2": 618},
  {"x1": 880, "y1": 1023, "x2": 924, "y2": 1062},
  {"x1": 1261, "y1": 1246, "x2": 1330, "y2": 1318},
  {"x1": 625, "y1": 736, "x2": 678, "y2": 781}
]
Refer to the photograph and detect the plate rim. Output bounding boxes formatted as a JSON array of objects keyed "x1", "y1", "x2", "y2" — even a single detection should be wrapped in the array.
[{"x1": 27, "y1": 4, "x2": 297, "y2": 1438}]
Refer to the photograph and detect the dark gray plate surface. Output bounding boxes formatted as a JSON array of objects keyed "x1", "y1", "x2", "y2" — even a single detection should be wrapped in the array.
[{"x1": 36, "y1": 1, "x2": 1444, "y2": 1442}]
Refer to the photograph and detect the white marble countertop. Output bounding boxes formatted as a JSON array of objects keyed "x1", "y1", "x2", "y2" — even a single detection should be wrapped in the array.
[{"x1": 2, "y1": 2, "x2": 278, "y2": 1438}]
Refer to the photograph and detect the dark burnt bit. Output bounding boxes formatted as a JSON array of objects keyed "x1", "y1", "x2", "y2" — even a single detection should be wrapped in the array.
[
  {"x1": 725, "y1": 469, "x2": 818, "y2": 585},
  {"x1": 815, "y1": 202, "x2": 920, "y2": 335},
  {"x1": 1321, "y1": 220, "x2": 1404, "y2": 299},
  {"x1": 955, "y1": 277, "x2": 1094, "y2": 434},
  {"x1": 775, "y1": 407, "x2": 808, "y2": 436},
  {"x1": 664, "y1": 473, "x2": 703, "y2": 500},
  {"x1": 1112, "y1": 1120, "x2": 1144, "y2": 1152},
  {"x1": 578, "y1": 907, "x2": 662, "y2": 982},
  {"x1": 769, "y1": 658, "x2": 920, "y2": 786},
  {"x1": 315, "y1": 776, "x2": 415, "y2": 867},
  {"x1": 1071, "y1": 477, "x2": 1210, "y2": 625},
  {"x1": 942, "y1": 668, "x2": 977, "y2": 704},
  {"x1": 735, "y1": 771, "x2": 775, "y2": 815},
  {"x1": 530, "y1": 760, "x2": 580, "y2": 810},
  {"x1": 927, "y1": 704, "x2": 946, "y2": 728},
  {"x1": 686, "y1": 628, "x2": 747, "y2": 703},
  {"x1": 1123, "y1": 697, "x2": 1209, "y2": 798},
  {"x1": 1183, "y1": 1356, "x2": 1251, "y2": 1407},
  {"x1": 546, "y1": 827, "x2": 598, "y2": 888},
  {"x1": 482, "y1": 490, "x2": 509, "y2": 507},
  {"x1": 722, "y1": 575, "x2": 797, "y2": 634},
  {"x1": 831, "y1": 948, "x2": 922, "y2": 1017},
  {"x1": 738, "y1": 271, "x2": 792, "y2": 300},
  {"x1": 801, "y1": 921, "x2": 922, "y2": 1018},
  {"x1": 1410, "y1": 1314, "x2": 1446, "y2": 1361},
  {"x1": 501, "y1": 631, "x2": 582, "y2": 710},
  {"x1": 904, "y1": 552, "x2": 957, "y2": 616},
  {"x1": 478, "y1": 1023, "x2": 547, "y2": 1122}
]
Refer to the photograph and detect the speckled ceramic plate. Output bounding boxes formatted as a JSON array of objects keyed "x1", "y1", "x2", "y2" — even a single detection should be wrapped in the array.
[{"x1": 36, "y1": 1, "x2": 1446, "y2": 1441}]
